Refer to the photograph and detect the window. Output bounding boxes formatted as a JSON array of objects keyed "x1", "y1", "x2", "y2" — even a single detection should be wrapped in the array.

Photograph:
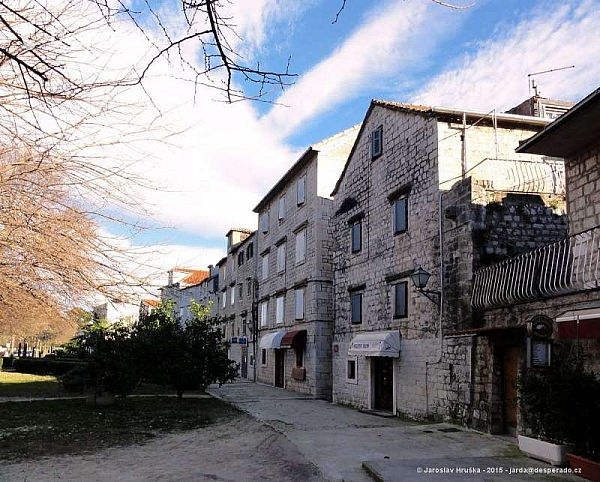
[
  {"x1": 238, "y1": 283, "x2": 243, "y2": 300},
  {"x1": 247, "y1": 281, "x2": 252, "y2": 297},
  {"x1": 261, "y1": 348, "x2": 267, "y2": 366},
  {"x1": 297, "y1": 177, "x2": 305, "y2": 205},
  {"x1": 261, "y1": 212, "x2": 269, "y2": 233},
  {"x1": 346, "y1": 356, "x2": 357, "y2": 384},
  {"x1": 295, "y1": 288, "x2": 305, "y2": 320},
  {"x1": 223, "y1": 265, "x2": 227, "y2": 280},
  {"x1": 222, "y1": 291, "x2": 227, "y2": 308},
  {"x1": 260, "y1": 301, "x2": 268, "y2": 327},
  {"x1": 351, "y1": 220, "x2": 362, "y2": 253},
  {"x1": 261, "y1": 253, "x2": 269, "y2": 281},
  {"x1": 351, "y1": 292, "x2": 362, "y2": 324},
  {"x1": 277, "y1": 243, "x2": 286, "y2": 273},
  {"x1": 242, "y1": 317, "x2": 247, "y2": 335},
  {"x1": 278, "y1": 195, "x2": 285, "y2": 220},
  {"x1": 394, "y1": 282, "x2": 408, "y2": 318},
  {"x1": 393, "y1": 198, "x2": 408, "y2": 234},
  {"x1": 238, "y1": 251, "x2": 244, "y2": 266},
  {"x1": 371, "y1": 125, "x2": 383, "y2": 158},
  {"x1": 231, "y1": 286, "x2": 235, "y2": 305},
  {"x1": 247, "y1": 243, "x2": 254, "y2": 259},
  {"x1": 276, "y1": 295, "x2": 285, "y2": 325},
  {"x1": 295, "y1": 348, "x2": 303, "y2": 368},
  {"x1": 295, "y1": 228, "x2": 306, "y2": 264}
]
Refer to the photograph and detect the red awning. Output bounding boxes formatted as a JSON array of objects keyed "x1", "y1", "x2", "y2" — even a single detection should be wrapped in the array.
[
  {"x1": 280, "y1": 330, "x2": 307, "y2": 349},
  {"x1": 557, "y1": 320, "x2": 600, "y2": 339}
]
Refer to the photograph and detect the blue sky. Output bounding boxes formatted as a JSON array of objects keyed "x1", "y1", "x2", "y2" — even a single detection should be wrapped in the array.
[{"x1": 97, "y1": 0, "x2": 600, "y2": 287}]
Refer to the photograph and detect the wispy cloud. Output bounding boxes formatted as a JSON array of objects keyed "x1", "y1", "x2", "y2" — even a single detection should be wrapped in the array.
[
  {"x1": 262, "y1": 0, "x2": 463, "y2": 137},
  {"x1": 412, "y1": 1, "x2": 600, "y2": 110}
]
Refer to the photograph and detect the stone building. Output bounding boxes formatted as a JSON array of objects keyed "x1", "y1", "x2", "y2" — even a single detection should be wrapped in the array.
[
  {"x1": 330, "y1": 99, "x2": 566, "y2": 427},
  {"x1": 215, "y1": 229, "x2": 257, "y2": 379},
  {"x1": 469, "y1": 87, "x2": 600, "y2": 434},
  {"x1": 253, "y1": 126, "x2": 359, "y2": 399},
  {"x1": 159, "y1": 267, "x2": 212, "y2": 321}
]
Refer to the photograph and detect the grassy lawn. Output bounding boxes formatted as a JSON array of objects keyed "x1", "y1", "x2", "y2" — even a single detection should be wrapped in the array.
[
  {"x1": 0, "y1": 370, "x2": 204, "y2": 398},
  {"x1": 0, "y1": 397, "x2": 239, "y2": 459}
]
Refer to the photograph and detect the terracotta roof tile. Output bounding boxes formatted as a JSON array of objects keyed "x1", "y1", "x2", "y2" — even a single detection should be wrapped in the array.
[{"x1": 181, "y1": 270, "x2": 209, "y2": 286}]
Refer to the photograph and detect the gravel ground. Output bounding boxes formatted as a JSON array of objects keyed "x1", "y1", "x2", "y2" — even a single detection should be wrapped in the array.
[{"x1": 1, "y1": 413, "x2": 323, "y2": 482}]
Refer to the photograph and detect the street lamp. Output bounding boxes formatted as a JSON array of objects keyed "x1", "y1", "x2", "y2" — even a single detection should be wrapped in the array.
[{"x1": 410, "y1": 266, "x2": 441, "y2": 304}]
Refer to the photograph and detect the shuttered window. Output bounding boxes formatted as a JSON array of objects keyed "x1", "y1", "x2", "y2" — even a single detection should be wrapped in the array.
[
  {"x1": 393, "y1": 198, "x2": 408, "y2": 234},
  {"x1": 295, "y1": 229, "x2": 306, "y2": 264},
  {"x1": 371, "y1": 125, "x2": 383, "y2": 158},
  {"x1": 394, "y1": 282, "x2": 407, "y2": 318},
  {"x1": 297, "y1": 177, "x2": 305, "y2": 205},
  {"x1": 351, "y1": 221, "x2": 362, "y2": 253},
  {"x1": 278, "y1": 196, "x2": 285, "y2": 220},
  {"x1": 260, "y1": 301, "x2": 268, "y2": 327},
  {"x1": 295, "y1": 288, "x2": 305, "y2": 320},
  {"x1": 277, "y1": 244, "x2": 286, "y2": 273},
  {"x1": 262, "y1": 254, "x2": 269, "y2": 281},
  {"x1": 276, "y1": 295, "x2": 285, "y2": 325}
]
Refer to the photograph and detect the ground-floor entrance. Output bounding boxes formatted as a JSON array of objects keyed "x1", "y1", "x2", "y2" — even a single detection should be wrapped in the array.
[
  {"x1": 373, "y1": 356, "x2": 394, "y2": 412},
  {"x1": 502, "y1": 346, "x2": 518, "y2": 435},
  {"x1": 241, "y1": 347, "x2": 248, "y2": 378},
  {"x1": 275, "y1": 349, "x2": 285, "y2": 388}
]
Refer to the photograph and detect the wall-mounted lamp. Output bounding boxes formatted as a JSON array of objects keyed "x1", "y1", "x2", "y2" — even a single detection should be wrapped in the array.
[{"x1": 410, "y1": 266, "x2": 441, "y2": 305}]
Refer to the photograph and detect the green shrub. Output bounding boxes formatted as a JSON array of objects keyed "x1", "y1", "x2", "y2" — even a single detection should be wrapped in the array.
[
  {"x1": 58, "y1": 365, "x2": 87, "y2": 393},
  {"x1": 0, "y1": 357, "x2": 3, "y2": 370},
  {"x1": 519, "y1": 352, "x2": 600, "y2": 462},
  {"x1": 13, "y1": 358, "x2": 86, "y2": 376}
]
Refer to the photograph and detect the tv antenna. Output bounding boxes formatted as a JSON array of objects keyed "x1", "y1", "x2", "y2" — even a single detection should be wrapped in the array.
[{"x1": 528, "y1": 65, "x2": 575, "y2": 96}]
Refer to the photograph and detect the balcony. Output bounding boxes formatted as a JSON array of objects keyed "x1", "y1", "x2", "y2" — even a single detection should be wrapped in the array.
[
  {"x1": 468, "y1": 158, "x2": 565, "y2": 195},
  {"x1": 472, "y1": 225, "x2": 600, "y2": 309}
]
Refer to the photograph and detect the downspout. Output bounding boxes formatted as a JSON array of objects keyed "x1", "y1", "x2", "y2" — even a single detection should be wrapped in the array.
[
  {"x1": 461, "y1": 112, "x2": 467, "y2": 179},
  {"x1": 425, "y1": 190, "x2": 445, "y2": 416}
]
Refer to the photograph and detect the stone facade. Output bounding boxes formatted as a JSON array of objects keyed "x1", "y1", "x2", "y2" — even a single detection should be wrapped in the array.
[
  {"x1": 254, "y1": 126, "x2": 359, "y2": 399},
  {"x1": 215, "y1": 230, "x2": 256, "y2": 378},
  {"x1": 565, "y1": 143, "x2": 600, "y2": 235},
  {"x1": 330, "y1": 100, "x2": 561, "y2": 425}
]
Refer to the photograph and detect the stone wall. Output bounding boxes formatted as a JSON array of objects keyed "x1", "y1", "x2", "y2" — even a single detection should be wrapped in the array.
[{"x1": 565, "y1": 143, "x2": 600, "y2": 235}]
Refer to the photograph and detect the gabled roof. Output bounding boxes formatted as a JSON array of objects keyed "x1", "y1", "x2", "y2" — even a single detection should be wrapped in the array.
[
  {"x1": 515, "y1": 87, "x2": 600, "y2": 159},
  {"x1": 330, "y1": 99, "x2": 551, "y2": 196},
  {"x1": 253, "y1": 148, "x2": 317, "y2": 213}
]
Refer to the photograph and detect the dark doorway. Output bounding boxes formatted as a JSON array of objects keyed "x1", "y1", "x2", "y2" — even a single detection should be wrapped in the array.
[
  {"x1": 275, "y1": 349, "x2": 285, "y2": 388},
  {"x1": 502, "y1": 346, "x2": 519, "y2": 435},
  {"x1": 373, "y1": 357, "x2": 394, "y2": 412},
  {"x1": 241, "y1": 348, "x2": 248, "y2": 378}
]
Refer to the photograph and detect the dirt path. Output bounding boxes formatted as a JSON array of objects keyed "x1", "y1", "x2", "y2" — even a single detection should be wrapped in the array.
[{"x1": 1, "y1": 413, "x2": 323, "y2": 482}]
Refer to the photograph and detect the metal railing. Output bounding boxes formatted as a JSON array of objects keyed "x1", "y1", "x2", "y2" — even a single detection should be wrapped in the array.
[
  {"x1": 472, "y1": 225, "x2": 600, "y2": 309},
  {"x1": 470, "y1": 158, "x2": 565, "y2": 195}
]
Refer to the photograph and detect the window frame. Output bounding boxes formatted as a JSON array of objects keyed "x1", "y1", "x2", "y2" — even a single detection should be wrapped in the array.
[
  {"x1": 238, "y1": 251, "x2": 244, "y2": 266},
  {"x1": 393, "y1": 281, "x2": 408, "y2": 319},
  {"x1": 351, "y1": 220, "x2": 362, "y2": 253},
  {"x1": 276, "y1": 294, "x2": 285, "y2": 325},
  {"x1": 295, "y1": 228, "x2": 306, "y2": 265},
  {"x1": 260, "y1": 300, "x2": 268, "y2": 327},
  {"x1": 231, "y1": 285, "x2": 235, "y2": 305},
  {"x1": 295, "y1": 347, "x2": 304, "y2": 368},
  {"x1": 261, "y1": 212, "x2": 269, "y2": 233},
  {"x1": 346, "y1": 356, "x2": 358, "y2": 384},
  {"x1": 261, "y1": 253, "x2": 269, "y2": 281},
  {"x1": 371, "y1": 125, "x2": 383, "y2": 159},
  {"x1": 393, "y1": 197, "x2": 408, "y2": 235},
  {"x1": 297, "y1": 176, "x2": 306, "y2": 205},
  {"x1": 247, "y1": 243, "x2": 254, "y2": 259},
  {"x1": 278, "y1": 195, "x2": 286, "y2": 221},
  {"x1": 295, "y1": 288, "x2": 305, "y2": 320},
  {"x1": 277, "y1": 243, "x2": 286, "y2": 273},
  {"x1": 261, "y1": 348, "x2": 267, "y2": 366},
  {"x1": 350, "y1": 292, "x2": 362, "y2": 324},
  {"x1": 222, "y1": 290, "x2": 227, "y2": 308}
]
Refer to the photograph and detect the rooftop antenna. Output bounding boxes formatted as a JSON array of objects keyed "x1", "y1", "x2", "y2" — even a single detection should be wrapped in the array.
[{"x1": 528, "y1": 65, "x2": 575, "y2": 96}]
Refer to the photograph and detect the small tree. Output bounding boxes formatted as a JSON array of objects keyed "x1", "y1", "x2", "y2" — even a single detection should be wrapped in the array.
[{"x1": 135, "y1": 301, "x2": 238, "y2": 398}]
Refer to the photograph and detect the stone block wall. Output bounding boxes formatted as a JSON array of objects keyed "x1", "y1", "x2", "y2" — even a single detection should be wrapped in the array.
[{"x1": 565, "y1": 143, "x2": 600, "y2": 235}]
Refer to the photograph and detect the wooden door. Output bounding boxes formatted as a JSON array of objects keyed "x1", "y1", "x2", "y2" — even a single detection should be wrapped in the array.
[
  {"x1": 374, "y1": 357, "x2": 394, "y2": 412},
  {"x1": 275, "y1": 350, "x2": 284, "y2": 388},
  {"x1": 503, "y1": 346, "x2": 518, "y2": 434}
]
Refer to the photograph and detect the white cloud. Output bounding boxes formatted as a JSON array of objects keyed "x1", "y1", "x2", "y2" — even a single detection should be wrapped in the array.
[
  {"x1": 262, "y1": 0, "x2": 462, "y2": 137},
  {"x1": 412, "y1": 1, "x2": 600, "y2": 110}
]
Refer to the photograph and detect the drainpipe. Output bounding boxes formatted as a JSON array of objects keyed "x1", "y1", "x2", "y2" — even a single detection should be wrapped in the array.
[
  {"x1": 461, "y1": 112, "x2": 467, "y2": 179},
  {"x1": 425, "y1": 191, "x2": 445, "y2": 416}
]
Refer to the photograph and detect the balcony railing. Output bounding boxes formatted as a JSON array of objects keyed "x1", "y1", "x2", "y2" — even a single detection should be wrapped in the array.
[
  {"x1": 472, "y1": 225, "x2": 600, "y2": 309},
  {"x1": 469, "y1": 158, "x2": 565, "y2": 195}
]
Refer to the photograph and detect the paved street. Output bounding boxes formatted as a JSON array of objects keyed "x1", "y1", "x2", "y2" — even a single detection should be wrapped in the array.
[{"x1": 208, "y1": 381, "x2": 579, "y2": 482}]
